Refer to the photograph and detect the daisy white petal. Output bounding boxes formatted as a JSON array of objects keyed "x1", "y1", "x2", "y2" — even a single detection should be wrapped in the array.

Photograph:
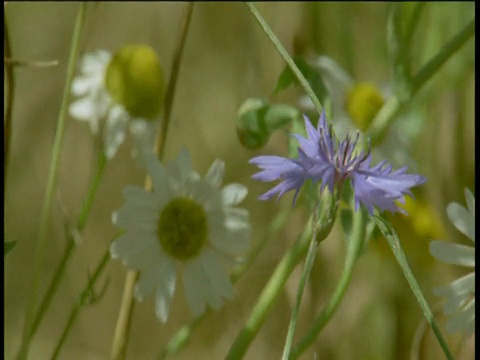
[
  {"x1": 429, "y1": 189, "x2": 475, "y2": 336},
  {"x1": 110, "y1": 149, "x2": 250, "y2": 322}
]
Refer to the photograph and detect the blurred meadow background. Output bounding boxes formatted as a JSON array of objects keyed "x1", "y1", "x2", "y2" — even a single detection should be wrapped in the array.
[{"x1": 4, "y1": 2, "x2": 474, "y2": 360}]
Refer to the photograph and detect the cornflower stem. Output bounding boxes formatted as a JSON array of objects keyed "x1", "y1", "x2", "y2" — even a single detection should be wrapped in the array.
[
  {"x1": 281, "y1": 192, "x2": 336, "y2": 360},
  {"x1": 245, "y1": 2, "x2": 323, "y2": 116},
  {"x1": 290, "y1": 207, "x2": 367, "y2": 359},
  {"x1": 16, "y1": 4, "x2": 87, "y2": 359},
  {"x1": 157, "y1": 206, "x2": 292, "y2": 359},
  {"x1": 51, "y1": 248, "x2": 111, "y2": 360},
  {"x1": 4, "y1": 12, "x2": 15, "y2": 192},
  {"x1": 224, "y1": 217, "x2": 314, "y2": 360},
  {"x1": 29, "y1": 152, "x2": 107, "y2": 340},
  {"x1": 411, "y1": 18, "x2": 474, "y2": 96},
  {"x1": 373, "y1": 215, "x2": 454, "y2": 360},
  {"x1": 110, "y1": 3, "x2": 194, "y2": 360}
]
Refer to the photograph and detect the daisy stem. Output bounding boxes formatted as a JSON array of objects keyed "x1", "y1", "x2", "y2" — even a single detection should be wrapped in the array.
[
  {"x1": 411, "y1": 18, "x2": 474, "y2": 96},
  {"x1": 4, "y1": 11, "x2": 15, "y2": 193},
  {"x1": 154, "y1": 1, "x2": 194, "y2": 160},
  {"x1": 157, "y1": 206, "x2": 293, "y2": 359},
  {"x1": 245, "y1": 2, "x2": 324, "y2": 117},
  {"x1": 225, "y1": 217, "x2": 313, "y2": 360},
  {"x1": 110, "y1": 3, "x2": 194, "y2": 360},
  {"x1": 289, "y1": 207, "x2": 367, "y2": 359},
  {"x1": 51, "y1": 248, "x2": 111, "y2": 360},
  {"x1": 16, "y1": 4, "x2": 87, "y2": 359},
  {"x1": 29, "y1": 151, "x2": 107, "y2": 340},
  {"x1": 281, "y1": 191, "x2": 336, "y2": 360},
  {"x1": 372, "y1": 215, "x2": 454, "y2": 360}
]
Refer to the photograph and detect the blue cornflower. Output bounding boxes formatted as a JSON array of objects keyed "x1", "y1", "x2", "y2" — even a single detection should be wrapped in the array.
[{"x1": 249, "y1": 111, "x2": 427, "y2": 215}]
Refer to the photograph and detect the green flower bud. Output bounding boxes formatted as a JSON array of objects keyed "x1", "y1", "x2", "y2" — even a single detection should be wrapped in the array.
[
  {"x1": 236, "y1": 98, "x2": 270, "y2": 150},
  {"x1": 105, "y1": 44, "x2": 165, "y2": 120}
]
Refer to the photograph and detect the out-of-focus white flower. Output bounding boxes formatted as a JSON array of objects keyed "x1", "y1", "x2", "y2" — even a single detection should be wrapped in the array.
[
  {"x1": 298, "y1": 55, "x2": 423, "y2": 169},
  {"x1": 69, "y1": 45, "x2": 164, "y2": 160},
  {"x1": 429, "y1": 188, "x2": 475, "y2": 337},
  {"x1": 110, "y1": 149, "x2": 251, "y2": 322}
]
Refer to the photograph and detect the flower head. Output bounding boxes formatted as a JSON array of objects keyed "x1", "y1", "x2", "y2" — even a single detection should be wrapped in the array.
[
  {"x1": 429, "y1": 188, "x2": 475, "y2": 336},
  {"x1": 110, "y1": 149, "x2": 250, "y2": 322},
  {"x1": 250, "y1": 112, "x2": 426, "y2": 215},
  {"x1": 69, "y1": 45, "x2": 164, "y2": 160}
]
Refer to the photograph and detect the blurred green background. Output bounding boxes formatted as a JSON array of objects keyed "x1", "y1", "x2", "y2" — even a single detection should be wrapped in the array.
[{"x1": 4, "y1": 2, "x2": 474, "y2": 359}]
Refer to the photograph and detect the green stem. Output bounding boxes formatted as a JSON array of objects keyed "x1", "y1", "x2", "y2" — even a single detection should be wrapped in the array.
[
  {"x1": 281, "y1": 226, "x2": 319, "y2": 360},
  {"x1": 50, "y1": 248, "x2": 111, "y2": 360},
  {"x1": 290, "y1": 208, "x2": 367, "y2": 359},
  {"x1": 225, "y1": 218, "x2": 313, "y2": 360},
  {"x1": 16, "y1": 4, "x2": 88, "y2": 359},
  {"x1": 4, "y1": 12, "x2": 15, "y2": 192},
  {"x1": 157, "y1": 206, "x2": 292, "y2": 359},
  {"x1": 245, "y1": 2, "x2": 323, "y2": 117},
  {"x1": 411, "y1": 18, "x2": 474, "y2": 96},
  {"x1": 373, "y1": 215, "x2": 454, "y2": 360},
  {"x1": 110, "y1": 4, "x2": 195, "y2": 360},
  {"x1": 155, "y1": 1, "x2": 194, "y2": 160},
  {"x1": 29, "y1": 152, "x2": 107, "y2": 339},
  {"x1": 367, "y1": 95, "x2": 401, "y2": 147},
  {"x1": 402, "y1": 2, "x2": 427, "y2": 56},
  {"x1": 281, "y1": 191, "x2": 336, "y2": 359}
]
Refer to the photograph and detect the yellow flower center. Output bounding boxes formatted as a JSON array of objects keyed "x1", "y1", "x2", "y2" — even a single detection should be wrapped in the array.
[
  {"x1": 157, "y1": 197, "x2": 208, "y2": 261},
  {"x1": 346, "y1": 82, "x2": 384, "y2": 131},
  {"x1": 105, "y1": 44, "x2": 165, "y2": 120}
]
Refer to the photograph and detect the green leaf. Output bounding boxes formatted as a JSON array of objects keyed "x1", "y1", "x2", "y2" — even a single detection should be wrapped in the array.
[
  {"x1": 274, "y1": 56, "x2": 328, "y2": 105},
  {"x1": 4, "y1": 241, "x2": 17, "y2": 257}
]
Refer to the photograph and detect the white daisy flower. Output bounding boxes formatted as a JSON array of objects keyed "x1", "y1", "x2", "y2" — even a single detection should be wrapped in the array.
[
  {"x1": 69, "y1": 45, "x2": 164, "y2": 160},
  {"x1": 110, "y1": 149, "x2": 251, "y2": 322},
  {"x1": 429, "y1": 188, "x2": 475, "y2": 337}
]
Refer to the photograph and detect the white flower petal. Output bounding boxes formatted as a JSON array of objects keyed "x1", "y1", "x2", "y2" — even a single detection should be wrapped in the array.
[
  {"x1": 465, "y1": 188, "x2": 475, "y2": 221},
  {"x1": 200, "y1": 248, "x2": 234, "y2": 299},
  {"x1": 135, "y1": 263, "x2": 163, "y2": 301},
  {"x1": 447, "y1": 202, "x2": 474, "y2": 241},
  {"x1": 129, "y1": 119, "x2": 157, "y2": 161},
  {"x1": 429, "y1": 241, "x2": 475, "y2": 267},
  {"x1": 445, "y1": 298, "x2": 475, "y2": 335},
  {"x1": 205, "y1": 159, "x2": 225, "y2": 189},
  {"x1": 71, "y1": 77, "x2": 93, "y2": 96},
  {"x1": 69, "y1": 97, "x2": 98, "y2": 121},
  {"x1": 146, "y1": 153, "x2": 170, "y2": 193},
  {"x1": 209, "y1": 217, "x2": 250, "y2": 255},
  {"x1": 110, "y1": 233, "x2": 157, "y2": 270},
  {"x1": 183, "y1": 260, "x2": 208, "y2": 317},
  {"x1": 154, "y1": 258, "x2": 177, "y2": 323},
  {"x1": 104, "y1": 104, "x2": 129, "y2": 159},
  {"x1": 433, "y1": 272, "x2": 475, "y2": 298},
  {"x1": 225, "y1": 208, "x2": 250, "y2": 232},
  {"x1": 221, "y1": 184, "x2": 248, "y2": 206}
]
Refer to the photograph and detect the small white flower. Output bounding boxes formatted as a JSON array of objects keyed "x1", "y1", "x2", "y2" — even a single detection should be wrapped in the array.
[
  {"x1": 429, "y1": 188, "x2": 475, "y2": 337},
  {"x1": 110, "y1": 149, "x2": 251, "y2": 322},
  {"x1": 69, "y1": 50, "x2": 156, "y2": 160}
]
